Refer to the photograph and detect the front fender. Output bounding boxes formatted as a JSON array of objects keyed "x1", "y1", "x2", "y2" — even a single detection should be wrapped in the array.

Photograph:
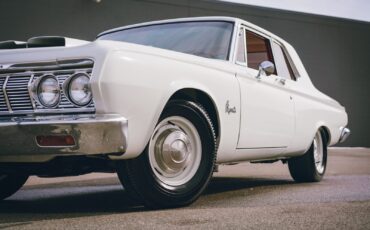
[{"x1": 93, "y1": 49, "x2": 240, "y2": 160}]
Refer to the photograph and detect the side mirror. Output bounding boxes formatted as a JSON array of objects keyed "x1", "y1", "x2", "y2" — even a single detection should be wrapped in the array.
[{"x1": 256, "y1": 61, "x2": 275, "y2": 79}]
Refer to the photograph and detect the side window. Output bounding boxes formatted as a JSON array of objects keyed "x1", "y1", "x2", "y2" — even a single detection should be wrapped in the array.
[
  {"x1": 246, "y1": 31, "x2": 274, "y2": 70},
  {"x1": 271, "y1": 42, "x2": 297, "y2": 80},
  {"x1": 236, "y1": 28, "x2": 246, "y2": 64}
]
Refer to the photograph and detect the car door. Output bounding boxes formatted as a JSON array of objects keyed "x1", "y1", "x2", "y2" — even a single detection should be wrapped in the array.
[{"x1": 235, "y1": 27, "x2": 295, "y2": 150}]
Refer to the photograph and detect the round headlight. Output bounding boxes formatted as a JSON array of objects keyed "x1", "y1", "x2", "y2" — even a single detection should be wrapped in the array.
[
  {"x1": 37, "y1": 75, "x2": 60, "y2": 107},
  {"x1": 67, "y1": 73, "x2": 92, "y2": 106}
]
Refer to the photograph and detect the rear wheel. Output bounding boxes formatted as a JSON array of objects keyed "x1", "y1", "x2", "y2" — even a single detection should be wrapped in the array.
[
  {"x1": 117, "y1": 100, "x2": 217, "y2": 208},
  {"x1": 0, "y1": 174, "x2": 28, "y2": 200},
  {"x1": 288, "y1": 130, "x2": 327, "y2": 182}
]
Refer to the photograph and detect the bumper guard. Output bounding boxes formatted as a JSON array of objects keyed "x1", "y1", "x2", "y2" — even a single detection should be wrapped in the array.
[{"x1": 338, "y1": 126, "x2": 351, "y2": 143}]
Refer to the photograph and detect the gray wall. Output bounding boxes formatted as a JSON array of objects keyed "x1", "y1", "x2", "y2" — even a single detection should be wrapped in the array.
[{"x1": 0, "y1": 0, "x2": 369, "y2": 147}]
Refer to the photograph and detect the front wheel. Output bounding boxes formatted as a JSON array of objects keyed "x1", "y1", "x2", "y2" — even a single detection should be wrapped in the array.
[
  {"x1": 0, "y1": 174, "x2": 28, "y2": 200},
  {"x1": 288, "y1": 130, "x2": 327, "y2": 182},
  {"x1": 117, "y1": 100, "x2": 217, "y2": 209}
]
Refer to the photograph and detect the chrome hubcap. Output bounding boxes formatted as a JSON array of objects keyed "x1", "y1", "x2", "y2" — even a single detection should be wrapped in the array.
[
  {"x1": 313, "y1": 131, "x2": 325, "y2": 174},
  {"x1": 149, "y1": 116, "x2": 202, "y2": 187},
  {"x1": 156, "y1": 130, "x2": 191, "y2": 173}
]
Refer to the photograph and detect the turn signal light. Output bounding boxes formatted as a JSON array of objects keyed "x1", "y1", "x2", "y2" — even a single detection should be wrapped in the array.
[{"x1": 36, "y1": 135, "x2": 76, "y2": 147}]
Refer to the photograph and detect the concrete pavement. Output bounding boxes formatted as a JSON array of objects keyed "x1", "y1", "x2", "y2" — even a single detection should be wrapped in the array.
[{"x1": 0, "y1": 147, "x2": 369, "y2": 229}]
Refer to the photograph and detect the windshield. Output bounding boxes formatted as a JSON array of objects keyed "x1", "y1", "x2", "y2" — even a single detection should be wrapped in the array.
[{"x1": 98, "y1": 21, "x2": 234, "y2": 60}]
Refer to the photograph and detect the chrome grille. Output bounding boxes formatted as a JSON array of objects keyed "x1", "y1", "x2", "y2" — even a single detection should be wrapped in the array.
[
  {"x1": 0, "y1": 78, "x2": 7, "y2": 112},
  {"x1": 0, "y1": 59, "x2": 95, "y2": 116},
  {"x1": 5, "y1": 75, "x2": 33, "y2": 111}
]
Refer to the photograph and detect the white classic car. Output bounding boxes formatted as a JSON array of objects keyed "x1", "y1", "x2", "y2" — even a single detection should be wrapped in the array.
[{"x1": 0, "y1": 17, "x2": 350, "y2": 208}]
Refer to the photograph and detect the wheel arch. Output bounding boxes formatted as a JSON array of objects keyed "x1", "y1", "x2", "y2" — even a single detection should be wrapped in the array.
[
  {"x1": 302, "y1": 123, "x2": 332, "y2": 154},
  {"x1": 319, "y1": 126, "x2": 331, "y2": 146},
  {"x1": 166, "y1": 88, "x2": 220, "y2": 141}
]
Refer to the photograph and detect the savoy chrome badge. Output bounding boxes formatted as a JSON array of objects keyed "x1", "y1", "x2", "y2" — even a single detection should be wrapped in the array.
[{"x1": 225, "y1": 100, "x2": 236, "y2": 114}]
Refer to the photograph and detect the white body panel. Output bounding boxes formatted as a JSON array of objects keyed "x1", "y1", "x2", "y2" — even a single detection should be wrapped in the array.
[
  {"x1": 0, "y1": 17, "x2": 348, "y2": 164},
  {"x1": 96, "y1": 43, "x2": 240, "y2": 160},
  {"x1": 236, "y1": 67, "x2": 295, "y2": 150}
]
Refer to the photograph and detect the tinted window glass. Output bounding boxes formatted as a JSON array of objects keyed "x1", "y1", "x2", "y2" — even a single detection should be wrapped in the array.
[
  {"x1": 272, "y1": 42, "x2": 296, "y2": 80},
  {"x1": 98, "y1": 21, "x2": 234, "y2": 60},
  {"x1": 246, "y1": 31, "x2": 274, "y2": 70},
  {"x1": 282, "y1": 49, "x2": 296, "y2": 80}
]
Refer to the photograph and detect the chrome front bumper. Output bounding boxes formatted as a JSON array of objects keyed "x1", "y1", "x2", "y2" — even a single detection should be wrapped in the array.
[
  {"x1": 339, "y1": 126, "x2": 351, "y2": 143},
  {"x1": 0, "y1": 114, "x2": 127, "y2": 162}
]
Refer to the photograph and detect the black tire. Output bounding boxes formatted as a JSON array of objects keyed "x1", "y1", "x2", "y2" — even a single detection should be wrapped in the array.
[
  {"x1": 288, "y1": 130, "x2": 328, "y2": 182},
  {"x1": 117, "y1": 162, "x2": 143, "y2": 203},
  {"x1": 0, "y1": 174, "x2": 28, "y2": 200},
  {"x1": 117, "y1": 100, "x2": 217, "y2": 209}
]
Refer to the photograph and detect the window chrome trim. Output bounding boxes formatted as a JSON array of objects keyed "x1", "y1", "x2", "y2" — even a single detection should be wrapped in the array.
[
  {"x1": 241, "y1": 23, "x2": 271, "y2": 40},
  {"x1": 229, "y1": 21, "x2": 240, "y2": 64},
  {"x1": 236, "y1": 23, "x2": 300, "y2": 81},
  {"x1": 236, "y1": 24, "x2": 273, "y2": 70},
  {"x1": 270, "y1": 39, "x2": 288, "y2": 80},
  {"x1": 99, "y1": 21, "x2": 235, "y2": 62},
  {"x1": 234, "y1": 26, "x2": 248, "y2": 67},
  {"x1": 270, "y1": 39, "x2": 300, "y2": 79}
]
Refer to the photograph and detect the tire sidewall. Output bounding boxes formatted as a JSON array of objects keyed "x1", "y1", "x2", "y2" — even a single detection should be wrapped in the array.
[
  {"x1": 0, "y1": 174, "x2": 28, "y2": 200},
  {"x1": 137, "y1": 101, "x2": 216, "y2": 205},
  {"x1": 312, "y1": 130, "x2": 328, "y2": 179},
  {"x1": 288, "y1": 129, "x2": 328, "y2": 183}
]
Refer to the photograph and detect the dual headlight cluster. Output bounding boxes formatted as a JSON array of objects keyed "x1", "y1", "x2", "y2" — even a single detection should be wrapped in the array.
[{"x1": 35, "y1": 73, "x2": 92, "y2": 108}]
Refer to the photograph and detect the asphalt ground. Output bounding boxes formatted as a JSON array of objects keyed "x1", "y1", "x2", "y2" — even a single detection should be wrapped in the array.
[{"x1": 0, "y1": 147, "x2": 369, "y2": 229}]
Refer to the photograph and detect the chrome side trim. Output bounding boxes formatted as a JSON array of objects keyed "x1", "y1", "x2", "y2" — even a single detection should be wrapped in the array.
[
  {"x1": 0, "y1": 107, "x2": 95, "y2": 116},
  {"x1": 339, "y1": 127, "x2": 351, "y2": 143},
  {"x1": 0, "y1": 59, "x2": 94, "y2": 74}
]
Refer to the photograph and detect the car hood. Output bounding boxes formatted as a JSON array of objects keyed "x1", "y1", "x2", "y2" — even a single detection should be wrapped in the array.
[
  {"x1": 0, "y1": 40, "x2": 106, "y2": 64},
  {"x1": 0, "y1": 39, "x2": 229, "y2": 67}
]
